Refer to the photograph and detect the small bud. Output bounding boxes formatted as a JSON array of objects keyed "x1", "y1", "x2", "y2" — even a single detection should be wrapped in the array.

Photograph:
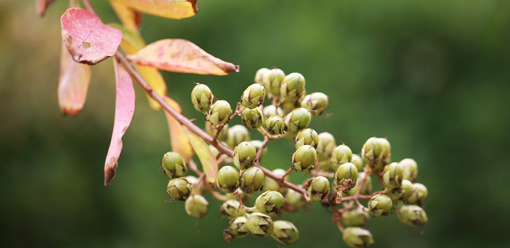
[
  {"x1": 379, "y1": 138, "x2": 391, "y2": 165},
  {"x1": 220, "y1": 200, "x2": 242, "y2": 219},
  {"x1": 300, "y1": 92, "x2": 329, "y2": 117},
  {"x1": 285, "y1": 187, "x2": 307, "y2": 210},
  {"x1": 284, "y1": 108, "x2": 312, "y2": 135},
  {"x1": 255, "y1": 191, "x2": 284, "y2": 215},
  {"x1": 216, "y1": 166, "x2": 240, "y2": 193},
  {"x1": 351, "y1": 154, "x2": 364, "y2": 171},
  {"x1": 267, "y1": 68, "x2": 285, "y2": 97},
  {"x1": 265, "y1": 169, "x2": 289, "y2": 194},
  {"x1": 185, "y1": 195, "x2": 209, "y2": 219},
  {"x1": 292, "y1": 145, "x2": 318, "y2": 173},
  {"x1": 205, "y1": 121, "x2": 228, "y2": 141},
  {"x1": 306, "y1": 176, "x2": 331, "y2": 201},
  {"x1": 343, "y1": 172, "x2": 372, "y2": 196},
  {"x1": 341, "y1": 207, "x2": 370, "y2": 227},
  {"x1": 250, "y1": 140, "x2": 268, "y2": 160},
  {"x1": 400, "y1": 158, "x2": 418, "y2": 182},
  {"x1": 167, "y1": 178, "x2": 192, "y2": 201},
  {"x1": 161, "y1": 152, "x2": 188, "y2": 178},
  {"x1": 387, "y1": 179, "x2": 413, "y2": 202},
  {"x1": 226, "y1": 216, "x2": 250, "y2": 238},
  {"x1": 406, "y1": 183, "x2": 428, "y2": 205},
  {"x1": 272, "y1": 221, "x2": 299, "y2": 244},
  {"x1": 368, "y1": 194, "x2": 393, "y2": 217},
  {"x1": 254, "y1": 68, "x2": 270, "y2": 87},
  {"x1": 330, "y1": 144, "x2": 353, "y2": 171},
  {"x1": 226, "y1": 125, "x2": 250, "y2": 149},
  {"x1": 361, "y1": 137, "x2": 384, "y2": 171},
  {"x1": 281, "y1": 98, "x2": 303, "y2": 112},
  {"x1": 295, "y1": 128, "x2": 319, "y2": 149},
  {"x1": 233, "y1": 142, "x2": 257, "y2": 170},
  {"x1": 342, "y1": 227, "x2": 374, "y2": 248},
  {"x1": 191, "y1": 84, "x2": 214, "y2": 112},
  {"x1": 264, "y1": 116, "x2": 286, "y2": 136},
  {"x1": 246, "y1": 213, "x2": 274, "y2": 237},
  {"x1": 208, "y1": 100, "x2": 232, "y2": 126},
  {"x1": 316, "y1": 132, "x2": 337, "y2": 160},
  {"x1": 397, "y1": 205, "x2": 428, "y2": 227},
  {"x1": 241, "y1": 107, "x2": 264, "y2": 129},
  {"x1": 280, "y1": 72, "x2": 306, "y2": 101},
  {"x1": 262, "y1": 105, "x2": 284, "y2": 118},
  {"x1": 239, "y1": 167, "x2": 265, "y2": 194},
  {"x1": 383, "y1": 162, "x2": 404, "y2": 189},
  {"x1": 334, "y1": 163, "x2": 359, "y2": 189},
  {"x1": 241, "y1": 84, "x2": 266, "y2": 109}
]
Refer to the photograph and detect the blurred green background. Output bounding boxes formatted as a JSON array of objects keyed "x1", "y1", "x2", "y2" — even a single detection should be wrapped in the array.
[{"x1": 1, "y1": 0, "x2": 509, "y2": 247}]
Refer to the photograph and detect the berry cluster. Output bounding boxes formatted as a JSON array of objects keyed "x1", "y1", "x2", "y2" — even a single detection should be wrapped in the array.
[{"x1": 161, "y1": 68, "x2": 428, "y2": 247}]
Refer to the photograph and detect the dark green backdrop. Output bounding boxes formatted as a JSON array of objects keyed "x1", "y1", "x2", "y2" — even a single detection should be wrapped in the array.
[{"x1": 1, "y1": 0, "x2": 509, "y2": 247}]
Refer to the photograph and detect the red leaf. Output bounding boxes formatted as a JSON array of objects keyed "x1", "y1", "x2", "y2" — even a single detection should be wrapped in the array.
[
  {"x1": 36, "y1": 0, "x2": 55, "y2": 17},
  {"x1": 58, "y1": 41, "x2": 91, "y2": 116},
  {"x1": 61, "y1": 8, "x2": 122, "y2": 65},
  {"x1": 104, "y1": 59, "x2": 136, "y2": 185},
  {"x1": 127, "y1": 39, "x2": 239, "y2": 75}
]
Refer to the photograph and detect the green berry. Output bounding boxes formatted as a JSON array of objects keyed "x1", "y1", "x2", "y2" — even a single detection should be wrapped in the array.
[
  {"x1": 397, "y1": 205, "x2": 428, "y2": 227},
  {"x1": 351, "y1": 154, "x2": 364, "y2": 171},
  {"x1": 208, "y1": 100, "x2": 232, "y2": 126},
  {"x1": 383, "y1": 162, "x2": 404, "y2": 189},
  {"x1": 220, "y1": 200, "x2": 242, "y2": 219},
  {"x1": 295, "y1": 128, "x2": 319, "y2": 149},
  {"x1": 285, "y1": 187, "x2": 307, "y2": 210},
  {"x1": 406, "y1": 183, "x2": 428, "y2": 205},
  {"x1": 330, "y1": 144, "x2": 353, "y2": 171},
  {"x1": 386, "y1": 179, "x2": 413, "y2": 202},
  {"x1": 239, "y1": 167, "x2": 265, "y2": 194},
  {"x1": 284, "y1": 108, "x2": 312, "y2": 135},
  {"x1": 400, "y1": 158, "x2": 418, "y2": 182},
  {"x1": 241, "y1": 84, "x2": 266, "y2": 109},
  {"x1": 241, "y1": 107, "x2": 264, "y2": 129},
  {"x1": 368, "y1": 194, "x2": 393, "y2": 217},
  {"x1": 264, "y1": 115, "x2": 286, "y2": 136},
  {"x1": 233, "y1": 141, "x2": 257, "y2": 170},
  {"x1": 184, "y1": 175, "x2": 199, "y2": 185},
  {"x1": 254, "y1": 68, "x2": 270, "y2": 87},
  {"x1": 161, "y1": 152, "x2": 188, "y2": 178},
  {"x1": 272, "y1": 221, "x2": 299, "y2": 244},
  {"x1": 334, "y1": 163, "x2": 359, "y2": 189},
  {"x1": 306, "y1": 176, "x2": 331, "y2": 201},
  {"x1": 342, "y1": 227, "x2": 374, "y2": 248},
  {"x1": 280, "y1": 72, "x2": 306, "y2": 101},
  {"x1": 185, "y1": 195, "x2": 209, "y2": 219},
  {"x1": 379, "y1": 138, "x2": 391, "y2": 165},
  {"x1": 216, "y1": 166, "x2": 240, "y2": 193},
  {"x1": 341, "y1": 207, "x2": 370, "y2": 227},
  {"x1": 300, "y1": 92, "x2": 329, "y2": 117},
  {"x1": 262, "y1": 105, "x2": 284, "y2": 118},
  {"x1": 255, "y1": 191, "x2": 284, "y2": 215},
  {"x1": 167, "y1": 178, "x2": 192, "y2": 201},
  {"x1": 343, "y1": 172, "x2": 372, "y2": 196},
  {"x1": 205, "y1": 121, "x2": 228, "y2": 141},
  {"x1": 246, "y1": 213, "x2": 274, "y2": 237},
  {"x1": 191, "y1": 84, "x2": 214, "y2": 112},
  {"x1": 226, "y1": 125, "x2": 250, "y2": 149},
  {"x1": 292, "y1": 145, "x2": 317, "y2": 173},
  {"x1": 267, "y1": 68, "x2": 285, "y2": 97},
  {"x1": 226, "y1": 216, "x2": 250, "y2": 238},
  {"x1": 265, "y1": 169, "x2": 289, "y2": 194},
  {"x1": 249, "y1": 140, "x2": 267, "y2": 160},
  {"x1": 361, "y1": 137, "x2": 385, "y2": 171}
]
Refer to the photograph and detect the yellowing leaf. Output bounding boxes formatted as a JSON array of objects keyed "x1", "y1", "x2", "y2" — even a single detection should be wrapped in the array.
[
  {"x1": 104, "y1": 59, "x2": 136, "y2": 185},
  {"x1": 110, "y1": 2, "x2": 142, "y2": 33},
  {"x1": 108, "y1": 0, "x2": 197, "y2": 20},
  {"x1": 58, "y1": 41, "x2": 91, "y2": 116},
  {"x1": 127, "y1": 39, "x2": 240, "y2": 76},
  {"x1": 182, "y1": 128, "x2": 218, "y2": 184},
  {"x1": 163, "y1": 96, "x2": 194, "y2": 162}
]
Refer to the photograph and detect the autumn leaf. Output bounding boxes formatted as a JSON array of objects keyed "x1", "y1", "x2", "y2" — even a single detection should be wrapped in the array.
[
  {"x1": 182, "y1": 128, "x2": 218, "y2": 184},
  {"x1": 61, "y1": 8, "x2": 122, "y2": 65},
  {"x1": 108, "y1": 0, "x2": 197, "y2": 20},
  {"x1": 127, "y1": 39, "x2": 239, "y2": 76},
  {"x1": 163, "y1": 96, "x2": 194, "y2": 162},
  {"x1": 36, "y1": 0, "x2": 55, "y2": 17},
  {"x1": 110, "y1": 2, "x2": 142, "y2": 33},
  {"x1": 58, "y1": 41, "x2": 91, "y2": 116},
  {"x1": 104, "y1": 59, "x2": 136, "y2": 186}
]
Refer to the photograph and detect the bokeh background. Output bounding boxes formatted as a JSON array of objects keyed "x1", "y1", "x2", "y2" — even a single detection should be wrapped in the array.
[{"x1": 1, "y1": 0, "x2": 509, "y2": 247}]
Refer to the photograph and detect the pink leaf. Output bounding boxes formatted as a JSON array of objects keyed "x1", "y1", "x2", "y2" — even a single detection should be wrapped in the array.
[
  {"x1": 36, "y1": 0, "x2": 55, "y2": 17},
  {"x1": 104, "y1": 59, "x2": 136, "y2": 185},
  {"x1": 127, "y1": 39, "x2": 239, "y2": 75},
  {"x1": 61, "y1": 8, "x2": 122, "y2": 65},
  {"x1": 58, "y1": 41, "x2": 91, "y2": 116}
]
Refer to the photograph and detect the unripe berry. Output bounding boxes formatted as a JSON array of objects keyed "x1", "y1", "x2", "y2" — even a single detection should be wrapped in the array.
[
  {"x1": 220, "y1": 200, "x2": 242, "y2": 219},
  {"x1": 306, "y1": 176, "x2": 331, "y2": 201},
  {"x1": 342, "y1": 227, "x2": 374, "y2": 248},
  {"x1": 239, "y1": 167, "x2": 265, "y2": 194},
  {"x1": 262, "y1": 105, "x2": 284, "y2": 118},
  {"x1": 379, "y1": 138, "x2": 391, "y2": 165},
  {"x1": 184, "y1": 175, "x2": 199, "y2": 185},
  {"x1": 161, "y1": 152, "x2": 188, "y2": 178},
  {"x1": 368, "y1": 194, "x2": 393, "y2": 217},
  {"x1": 255, "y1": 191, "x2": 284, "y2": 215},
  {"x1": 285, "y1": 187, "x2": 307, "y2": 210},
  {"x1": 341, "y1": 207, "x2": 370, "y2": 227},
  {"x1": 343, "y1": 172, "x2": 372, "y2": 196},
  {"x1": 406, "y1": 183, "x2": 428, "y2": 205},
  {"x1": 264, "y1": 116, "x2": 286, "y2": 136},
  {"x1": 300, "y1": 92, "x2": 329, "y2": 117},
  {"x1": 292, "y1": 145, "x2": 317, "y2": 173},
  {"x1": 191, "y1": 83, "x2": 214, "y2": 112},
  {"x1": 272, "y1": 221, "x2": 299, "y2": 244},
  {"x1": 295, "y1": 128, "x2": 319, "y2": 149},
  {"x1": 233, "y1": 141, "x2": 257, "y2": 170},
  {"x1": 361, "y1": 137, "x2": 385, "y2": 171},
  {"x1": 400, "y1": 158, "x2": 418, "y2": 182},
  {"x1": 246, "y1": 213, "x2": 274, "y2": 237},
  {"x1": 254, "y1": 68, "x2": 270, "y2": 87},
  {"x1": 383, "y1": 162, "x2": 404, "y2": 189},
  {"x1": 284, "y1": 108, "x2": 312, "y2": 135},
  {"x1": 225, "y1": 216, "x2": 250, "y2": 238},
  {"x1": 397, "y1": 205, "x2": 428, "y2": 227},
  {"x1": 216, "y1": 166, "x2": 240, "y2": 193},
  {"x1": 265, "y1": 169, "x2": 289, "y2": 194},
  {"x1": 330, "y1": 144, "x2": 353, "y2": 171},
  {"x1": 267, "y1": 68, "x2": 285, "y2": 97},
  {"x1": 167, "y1": 178, "x2": 192, "y2": 201},
  {"x1": 241, "y1": 84, "x2": 266, "y2": 109},
  {"x1": 208, "y1": 100, "x2": 232, "y2": 126},
  {"x1": 334, "y1": 163, "x2": 359, "y2": 189},
  {"x1": 351, "y1": 154, "x2": 364, "y2": 171},
  {"x1": 205, "y1": 121, "x2": 228, "y2": 141},
  {"x1": 241, "y1": 107, "x2": 264, "y2": 129},
  {"x1": 387, "y1": 179, "x2": 413, "y2": 202},
  {"x1": 226, "y1": 125, "x2": 250, "y2": 149},
  {"x1": 280, "y1": 72, "x2": 306, "y2": 101},
  {"x1": 185, "y1": 195, "x2": 209, "y2": 219}
]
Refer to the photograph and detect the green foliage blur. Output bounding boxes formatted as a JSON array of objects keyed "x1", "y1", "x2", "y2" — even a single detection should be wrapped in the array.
[{"x1": 1, "y1": 0, "x2": 509, "y2": 247}]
